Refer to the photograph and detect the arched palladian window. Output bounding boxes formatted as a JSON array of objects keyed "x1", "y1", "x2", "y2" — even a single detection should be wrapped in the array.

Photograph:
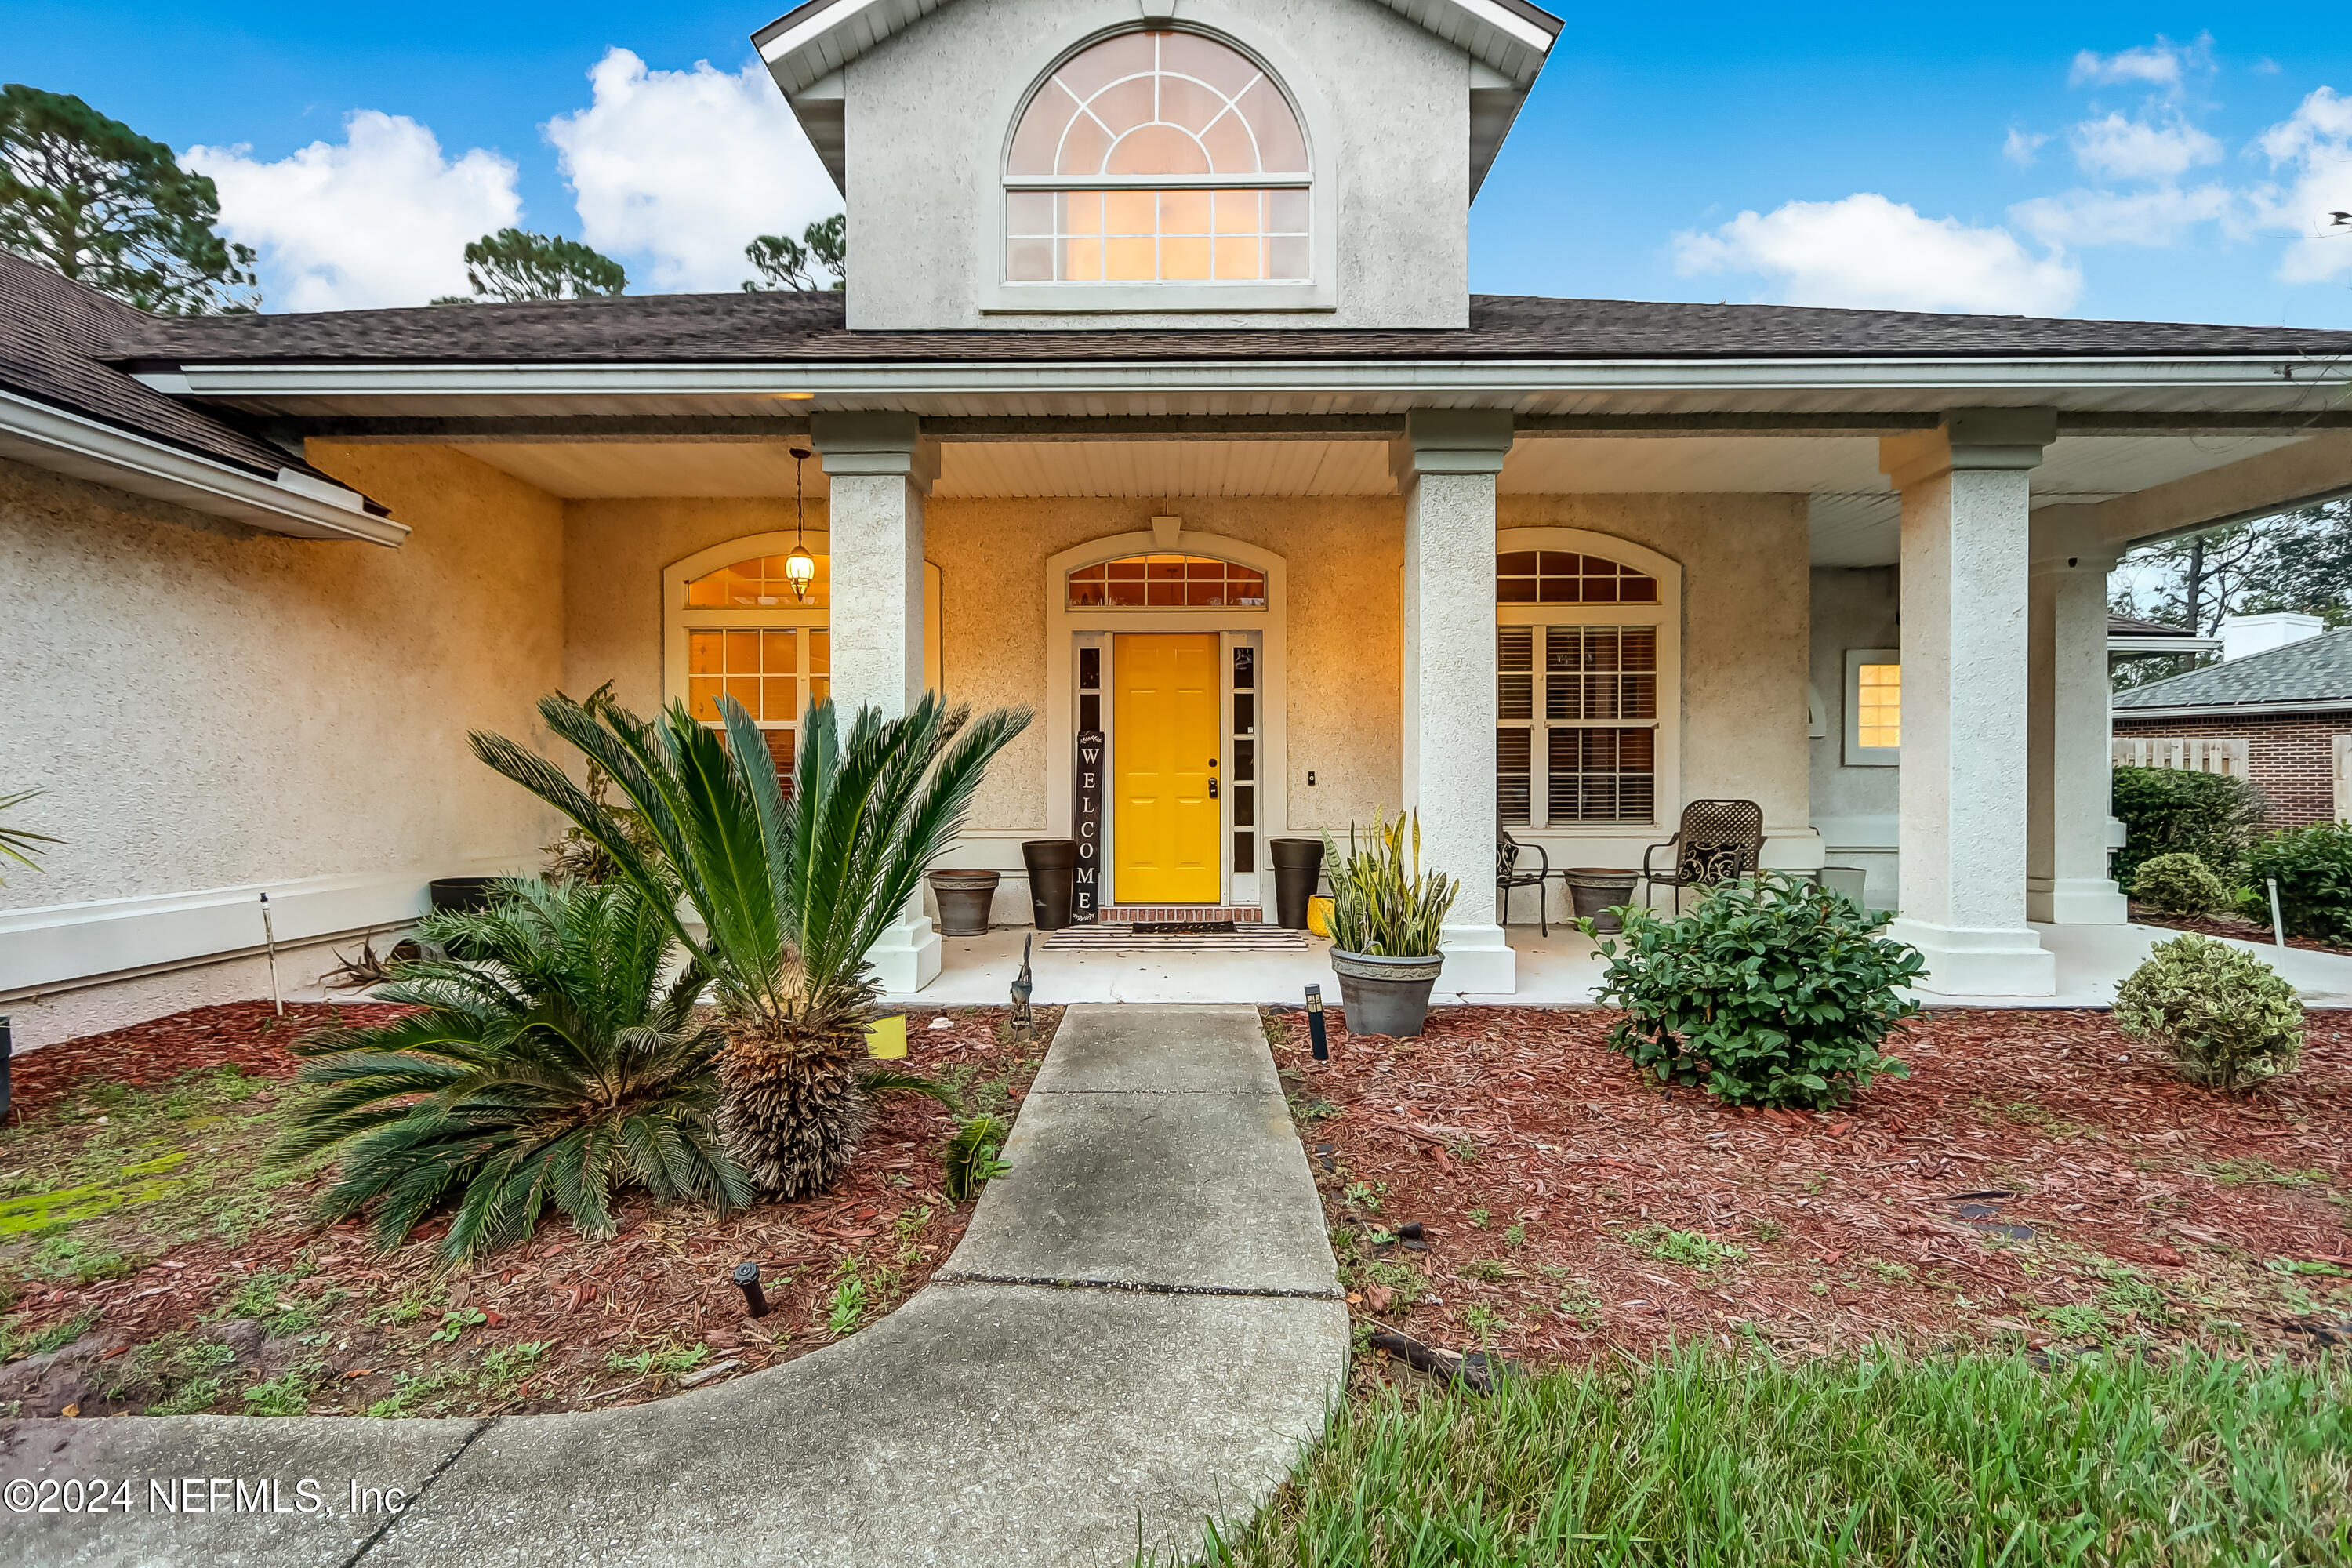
[
  {"x1": 1067, "y1": 553, "x2": 1268, "y2": 608},
  {"x1": 1005, "y1": 30, "x2": 1309, "y2": 285},
  {"x1": 1495, "y1": 536, "x2": 1680, "y2": 829}
]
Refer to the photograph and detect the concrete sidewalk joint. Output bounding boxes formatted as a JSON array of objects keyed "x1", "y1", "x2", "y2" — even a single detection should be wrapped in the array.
[{"x1": 930, "y1": 1269, "x2": 1347, "y2": 1301}]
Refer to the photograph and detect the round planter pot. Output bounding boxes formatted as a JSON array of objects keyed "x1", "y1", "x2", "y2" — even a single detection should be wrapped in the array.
[
  {"x1": 1330, "y1": 948, "x2": 1444, "y2": 1039},
  {"x1": 1269, "y1": 837, "x2": 1326, "y2": 930},
  {"x1": 427, "y1": 876, "x2": 503, "y2": 915},
  {"x1": 927, "y1": 869, "x2": 1001, "y2": 937},
  {"x1": 1021, "y1": 839, "x2": 1079, "y2": 931},
  {"x1": 1561, "y1": 868, "x2": 1641, "y2": 933}
]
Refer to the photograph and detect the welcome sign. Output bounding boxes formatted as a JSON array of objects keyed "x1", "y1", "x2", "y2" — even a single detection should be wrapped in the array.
[{"x1": 1074, "y1": 729, "x2": 1103, "y2": 922}]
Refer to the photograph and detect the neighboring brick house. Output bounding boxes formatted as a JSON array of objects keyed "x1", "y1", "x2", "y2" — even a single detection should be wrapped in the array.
[{"x1": 2112, "y1": 616, "x2": 2352, "y2": 827}]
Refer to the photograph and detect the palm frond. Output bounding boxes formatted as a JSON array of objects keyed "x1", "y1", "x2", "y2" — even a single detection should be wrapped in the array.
[
  {"x1": 859, "y1": 1065, "x2": 964, "y2": 1114},
  {"x1": 0, "y1": 788, "x2": 62, "y2": 883},
  {"x1": 271, "y1": 876, "x2": 746, "y2": 1269},
  {"x1": 466, "y1": 684, "x2": 1029, "y2": 1197}
]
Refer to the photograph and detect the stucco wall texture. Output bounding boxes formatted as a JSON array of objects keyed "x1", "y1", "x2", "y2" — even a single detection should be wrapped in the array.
[
  {"x1": 569, "y1": 490, "x2": 1813, "y2": 852},
  {"x1": 0, "y1": 444, "x2": 565, "y2": 915},
  {"x1": 568, "y1": 494, "x2": 1407, "y2": 838},
  {"x1": 1808, "y1": 565, "x2": 1902, "y2": 907}
]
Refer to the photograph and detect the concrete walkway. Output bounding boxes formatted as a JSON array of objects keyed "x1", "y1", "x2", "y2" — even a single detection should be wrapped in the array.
[{"x1": 0, "y1": 1006, "x2": 1348, "y2": 1568}]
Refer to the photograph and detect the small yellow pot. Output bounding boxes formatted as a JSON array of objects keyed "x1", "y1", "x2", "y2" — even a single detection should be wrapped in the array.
[
  {"x1": 1306, "y1": 895, "x2": 1335, "y2": 938},
  {"x1": 866, "y1": 1014, "x2": 908, "y2": 1059}
]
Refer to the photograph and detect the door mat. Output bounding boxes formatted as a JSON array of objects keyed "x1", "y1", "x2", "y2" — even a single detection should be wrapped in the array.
[{"x1": 1041, "y1": 923, "x2": 1309, "y2": 952}]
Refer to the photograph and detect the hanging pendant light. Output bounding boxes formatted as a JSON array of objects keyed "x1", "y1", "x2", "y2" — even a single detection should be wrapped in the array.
[{"x1": 785, "y1": 446, "x2": 816, "y2": 602}]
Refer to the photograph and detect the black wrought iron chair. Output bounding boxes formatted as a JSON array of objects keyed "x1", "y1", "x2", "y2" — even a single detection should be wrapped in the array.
[
  {"x1": 1498, "y1": 830, "x2": 1553, "y2": 936},
  {"x1": 1640, "y1": 799, "x2": 1765, "y2": 913}
]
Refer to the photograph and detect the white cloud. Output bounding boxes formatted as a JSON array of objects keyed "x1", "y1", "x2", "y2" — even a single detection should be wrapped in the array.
[
  {"x1": 1672, "y1": 193, "x2": 2081, "y2": 315},
  {"x1": 187, "y1": 112, "x2": 521, "y2": 312},
  {"x1": 2002, "y1": 128, "x2": 2049, "y2": 167},
  {"x1": 2012, "y1": 183, "x2": 2235, "y2": 248},
  {"x1": 2069, "y1": 110, "x2": 2223, "y2": 180},
  {"x1": 2250, "y1": 86, "x2": 2352, "y2": 283},
  {"x1": 546, "y1": 49, "x2": 837, "y2": 294},
  {"x1": 2069, "y1": 35, "x2": 2211, "y2": 96}
]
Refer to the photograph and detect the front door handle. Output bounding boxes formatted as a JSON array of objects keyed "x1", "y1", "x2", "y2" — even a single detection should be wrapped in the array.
[{"x1": 1208, "y1": 779, "x2": 1219, "y2": 799}]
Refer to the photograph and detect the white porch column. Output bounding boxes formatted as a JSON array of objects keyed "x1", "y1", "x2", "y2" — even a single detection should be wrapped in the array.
[
  {"x1": 1393, "y1": 408, "x2": 1514, "y2": 994},
  {"x1": 1878, "y1": 409, "x2": 2056, "y2": 996},
  {"x1": 814, "y1": 411, "x2": 942, "y2": 993},
  {"x1": 2027, "y1": 521, "x2": 2129, "y2": 924}
]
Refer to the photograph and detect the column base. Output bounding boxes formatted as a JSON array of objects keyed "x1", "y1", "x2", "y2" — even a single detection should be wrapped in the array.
[
  {"x1": 2026, "y1": 876, "x2": 2129, "y2": 925},
  {"x1": 1886, "y1": 918, "x2": 2056, "y2": 997},
  {"x1": 867, "y1": 915, "x2": 942, "y2": 995},
  {"x1": 1437, "y1": 920, "x2": 1515, "y2": 996}
]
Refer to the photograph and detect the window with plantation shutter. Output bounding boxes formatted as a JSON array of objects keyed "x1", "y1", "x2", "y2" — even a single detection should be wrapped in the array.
[
  {"x1": 1495, "y1": 532, "x2": 1678, "y2": 829},
  {"x1": 1496, "y1": 625, "x2": 1657, "y2": 823}
]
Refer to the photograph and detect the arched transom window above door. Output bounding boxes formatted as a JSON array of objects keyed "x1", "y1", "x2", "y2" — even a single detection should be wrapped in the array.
[
  {"x1": 683, "y1": 551, "x2": 830, "y2": 609},
  {"x1": 1068, "y1": 554, "x2": 1268, "y2": 608},
  {"x1": 1005, "y1": 31, "x2": 1310, "y2": 285},
  {"x1": 1494, "y1": 532, "x2": 1682, "y2": 830}
]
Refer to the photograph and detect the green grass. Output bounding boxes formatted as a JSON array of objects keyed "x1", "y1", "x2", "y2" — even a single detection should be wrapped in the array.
[
  {"x1": 1620, "y1": 1225, "x2": 1749, "y2": 1271},
  {"x1": 602, "y1": 1341, "x2": 706, "y2": 1381},
  {"x1": 1199, "y1": 1346, "x2": 2352, "y2": 1566},
  {"x1": 0, "y1": 1306, "x2": 100, "y2": 1359},
  {"x1": 241, "y1": 1369, "x2": 316, "y2": 1417}
]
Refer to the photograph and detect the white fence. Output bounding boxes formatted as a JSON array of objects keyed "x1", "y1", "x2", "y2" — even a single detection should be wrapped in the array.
[{"x1": 2111, "y1": 736, "x2": 2250, "y2": 776}]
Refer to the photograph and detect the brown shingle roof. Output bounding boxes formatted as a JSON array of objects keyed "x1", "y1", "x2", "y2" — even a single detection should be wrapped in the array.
[
  {"x1": 0, "y1": 252, "x2": 354, "y2": 486},
  {"x1": 2109, "y1": 615, "x2": 2205, "y2": 639},
  {"x1": 108, "y1": 290, "x2": 2352, "y2": 367}
]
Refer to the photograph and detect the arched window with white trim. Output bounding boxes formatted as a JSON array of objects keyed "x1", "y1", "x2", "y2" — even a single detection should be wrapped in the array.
[
  {"x1": 669, "y1": 543, "x2": 832, "y2": 776},
  {"x1": 1004, "y1": 30, "x2": 1310, "y2": 285},
  {"x1": 1495, "y1": 532, "x2": 1682, "y2": 829},
  {"x1": 664, "y1": 535, "x2": 944, "y2": 778}
]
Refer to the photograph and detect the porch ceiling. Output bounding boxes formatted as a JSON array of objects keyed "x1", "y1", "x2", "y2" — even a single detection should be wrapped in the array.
[{"x1": 456, "y1": 430, "x2": 2310, "y2": 567}]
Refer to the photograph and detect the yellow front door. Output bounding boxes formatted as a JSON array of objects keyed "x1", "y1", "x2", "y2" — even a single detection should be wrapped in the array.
[{"x1": 1113, "y1": 633, "x2": 1221, "y2": 903}]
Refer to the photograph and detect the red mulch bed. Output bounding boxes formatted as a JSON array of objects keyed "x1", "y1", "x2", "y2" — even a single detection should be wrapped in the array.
[
  {"x1": 1273, "y1": 1005, "x2": 2352, "y2": 1373},
  {"x1": 4, "y1": 1002, "x2": 415, "y2": 1122},
  {"x1": 2128, "y1": 903, "x2": 2352, "y2": 958},
  {"x1": 2, "y1": 1004, "x2": 1048, "y2": 1419}
]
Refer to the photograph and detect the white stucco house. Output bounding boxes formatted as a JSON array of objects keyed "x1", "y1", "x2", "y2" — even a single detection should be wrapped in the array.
[{"x1": 6, "y1": 0, "x2": 2352, "y2": 1044}]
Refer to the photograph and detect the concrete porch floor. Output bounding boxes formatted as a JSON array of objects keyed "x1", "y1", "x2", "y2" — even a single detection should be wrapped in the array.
[{"x1": 884, "y1": 921, "x2": 2352, "y2": 1011}]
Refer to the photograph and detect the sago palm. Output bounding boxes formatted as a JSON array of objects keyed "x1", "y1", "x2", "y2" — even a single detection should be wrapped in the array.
[
  {"x1": 471, "y1": 691, "x2": 1029, "y2": 1196},
  {"x1": 270, "y1": 877, "x2": 748, "y2": 1267}
]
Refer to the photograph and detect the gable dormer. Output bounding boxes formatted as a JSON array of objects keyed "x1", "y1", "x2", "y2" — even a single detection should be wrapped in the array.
[{"x1": 755, "y1": 0, "x2": 1559, "y2": 330}]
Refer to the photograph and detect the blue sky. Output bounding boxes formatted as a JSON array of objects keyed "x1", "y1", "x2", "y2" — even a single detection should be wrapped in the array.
[{"x1": 5, "y1": 0, "x2": 2349, "y2": 322}]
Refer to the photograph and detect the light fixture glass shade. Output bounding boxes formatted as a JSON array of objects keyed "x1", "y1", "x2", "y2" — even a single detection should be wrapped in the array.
[{"x1": 784, "y1": 544, "x2": 816, "y2": 597}]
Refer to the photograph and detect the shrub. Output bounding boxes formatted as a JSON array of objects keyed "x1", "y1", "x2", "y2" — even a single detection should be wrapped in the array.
[
  {"x1": 2129, "y1": 851, "x2": 2231, "y2": 915},
  {"x1": 1589, "y1": 872, "x2": 1918, "y2": 1109},
  {"x1": 2241, "y1": 822, "x2": 2352, "y2": 943},
  {"x1": 2109, "y1": 766, "x2": 2268, "y2": 885},
  {"x1": 1321, "y1": 811, "x2": 1459, "y2": 958},
  {"x1": 271, "y1": 877, "x2": 750, "y2": 1267},
  {"x1": 2113, "y1": 933, "x2": 2303, "y2": 1093},
  {"x1": 475, "y1": 690, "x2": 1030, "y2": 1200}
]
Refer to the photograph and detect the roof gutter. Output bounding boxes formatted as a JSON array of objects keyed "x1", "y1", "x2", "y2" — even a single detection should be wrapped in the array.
[
  {"x1": 2108, "y1": 634, "x2": 2222, "y2": 654},
  {"x1": 0, "y1": 388, "x2": 406, "y2": 546},
  {"x1": 2113, "y1": 697, "x2": 2352, "y2": 720},
  {"x1": 138, "y1": 354, "x2": 2352, "y2": 405}
]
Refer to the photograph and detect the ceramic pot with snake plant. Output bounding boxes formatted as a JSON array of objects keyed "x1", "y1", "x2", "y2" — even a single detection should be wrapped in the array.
[{"x1": 1322, "y1": 811, "x2": 1459, "y2": 1040}]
